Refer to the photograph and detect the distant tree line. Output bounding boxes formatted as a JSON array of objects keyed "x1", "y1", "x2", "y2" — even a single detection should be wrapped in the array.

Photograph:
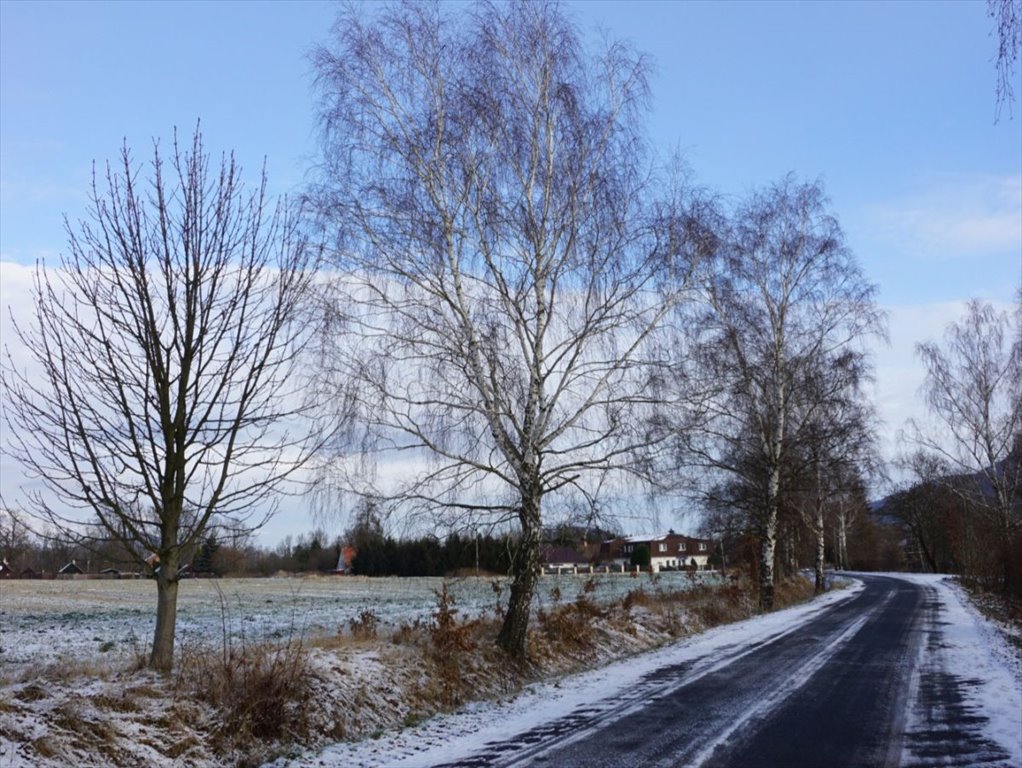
[
  {"x1": 0, "y1": 514, "x2": 520, "y2": 580},
  {"x1": 882, "y1": 455, "x2": 1022, "y2": 598},
  {"x1": 345, "y1": 532, "x2": 514, "y2": 577}
]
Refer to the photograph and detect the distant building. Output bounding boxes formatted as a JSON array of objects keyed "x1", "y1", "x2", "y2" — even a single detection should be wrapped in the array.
[
  {"x1": 57, "y1": 560, "x2": 84, "y2": 577},
  {"x1": 542, "y1": 545, "x2": 591, "y2": 573},
  {"x1": 332, "y1": 545, "x2": 357, "y2": 574},
  {"x1": 600, "y1": 531, "x2": 715, "y2": 571}
]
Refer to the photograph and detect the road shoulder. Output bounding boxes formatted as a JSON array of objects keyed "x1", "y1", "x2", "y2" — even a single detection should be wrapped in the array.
[{"x1": 898, "y1": 574, "x2": 1022, "y2": 768}]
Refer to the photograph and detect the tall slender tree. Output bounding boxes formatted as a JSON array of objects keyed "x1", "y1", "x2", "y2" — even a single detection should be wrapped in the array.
[
  {"x1": 309, "y1": 0, "x2": 708, "y2": 658},
  {"x1": 688, "y1": 176, "x2": 884, "y2": 610},
  {"x1": 1, "y1": 127, "x2": 319, "y2": 672},
  {"x1": 903, "y1": 299, "x2": 1022, "y2": 590}
]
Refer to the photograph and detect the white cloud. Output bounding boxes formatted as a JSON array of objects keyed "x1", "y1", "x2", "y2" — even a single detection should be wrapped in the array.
[
  {"x1": 866, "y1": 173, "x2": 1022, "y2": 260},
  {"x1": 0, "y1": 261, "x2": 39, "y2": 375},
  {"x1": 868, "y1": 297, "x2": 1018, "y2": 488}
]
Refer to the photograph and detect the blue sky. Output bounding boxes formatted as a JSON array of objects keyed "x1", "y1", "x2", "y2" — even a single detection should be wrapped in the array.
[{"x1": 1, "y1": 0, "x2": 1020, "y2": 542}]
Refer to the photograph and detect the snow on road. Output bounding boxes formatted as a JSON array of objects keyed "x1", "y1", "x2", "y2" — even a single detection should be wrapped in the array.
[
  {"x1": 273, "y1": 574, "x2": 1022, "y2": 768},
  {"x1": 899, "y1": 574, "x2": 1022, "y2": 768}
]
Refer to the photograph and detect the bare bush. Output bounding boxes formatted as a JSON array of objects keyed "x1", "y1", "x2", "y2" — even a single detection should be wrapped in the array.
[
  {"x1": 428, "y1": 583, "x2": 478, "y2": 706},
  {"x1": 348, "y1": 608, "x2": 380, "y2": 640},
  {"x1": 176, "y1": 588, "x2": 317, "y2": 756}
]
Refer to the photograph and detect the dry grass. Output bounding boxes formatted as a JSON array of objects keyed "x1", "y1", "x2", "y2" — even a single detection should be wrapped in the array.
[
  {"x1": 958, "y1": 578, "x2": 1022, "y2": 658},
  {"x1": 536, "y1": 583, "x2": 606, "y2": 659},
  {"x1": 426, "y1": 582, "x2": 482, "y2": 707},
  {"x1": 176, "y1": 632, "x2": 315, "y2": 753},
  {"x1": 348, "y1": 607, "x2": 380, "y2": 639}
]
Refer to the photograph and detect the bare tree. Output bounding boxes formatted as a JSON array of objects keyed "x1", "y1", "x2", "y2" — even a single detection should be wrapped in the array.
[
  {"x1": 689, "y1": 176, "x2": 884, "y2": 610},
  {"x1": 789, "y1": 393, "x2": 878, "y2": 594},
  {"x1": 887, "y1": 453, "x2": 965, "y2": 574},
  {"x1": 903, "y1": 299, "x2": 1022, "y2": 588},
  {"x1": 989, "y1": 0, "x2": 1022, "y2": 120},
  {"x1": 310, "y1": 0, "x2": 707, "y2": 658},
  {"x1": 0, "y1": 508, "x2": 33, "y2": 570},
  {"x1": 829, "y1": 472, "x2": 869, "y2": 571},
  {"x1": 1, "y1": 127, "x2": 318, "y2": 672}
]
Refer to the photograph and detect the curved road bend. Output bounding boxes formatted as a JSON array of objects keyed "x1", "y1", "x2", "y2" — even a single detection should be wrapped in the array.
[{"x1": 433, "y1": 574, "x2": 1013, "y2": 768}]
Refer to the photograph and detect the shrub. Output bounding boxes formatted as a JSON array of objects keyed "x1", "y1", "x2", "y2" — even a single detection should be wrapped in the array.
[
  {"x1": 428, "y1": 583, "x2": 477, "y2": 707},
  {"x1": 349, "y1": 608, "x2": 379, "y2": 640},
  {"x1": 177, "y1": 586, "x2": 315, "y2": 754},
  {"x1": 630, "y1": 544, "x2": 651, "y2": 568}
]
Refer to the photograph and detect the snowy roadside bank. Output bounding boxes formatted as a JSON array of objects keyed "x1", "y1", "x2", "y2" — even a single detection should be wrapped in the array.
[
  {"x1": 270, "y1": 580, "x2": 864, "y2": 768},
  {"x1": 898, "y1": 574, "x2": 1022, "y2": 768},
  {"x1": 274, "y1": 573, "x2": 1022, "y2": 768},
  {"x1": 0, "y1": 573, "x2": 804, "y2": 767}
]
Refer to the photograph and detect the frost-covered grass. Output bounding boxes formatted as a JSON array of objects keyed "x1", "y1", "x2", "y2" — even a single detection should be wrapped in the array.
[
  {"x1": 0, "y1": 569, "x2": 743, "y2": 767},
  {"x1": 0, "y1": 571, "x2": 713, "y2": 679}
]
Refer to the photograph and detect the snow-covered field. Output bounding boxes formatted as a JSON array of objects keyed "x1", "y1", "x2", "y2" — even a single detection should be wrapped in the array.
[{"x1": 0, "y1": 571, "x2": 709, "y2": 677}]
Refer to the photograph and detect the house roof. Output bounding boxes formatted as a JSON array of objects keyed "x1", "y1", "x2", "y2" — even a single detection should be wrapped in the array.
[
  {"x1": 607, "y1": 532, "x2": 712, "y2": 545},
  {"x1": 542, "y1": 546, "x2": 590, "y2": 565},
  {"x1": 58, "y1": 561, "x2": 83, "y2": 574}
]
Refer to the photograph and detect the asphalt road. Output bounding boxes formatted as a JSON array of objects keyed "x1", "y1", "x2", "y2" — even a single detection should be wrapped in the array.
[{"x1": 432, "y1": 575, "x2": 1013, "y2": 768}]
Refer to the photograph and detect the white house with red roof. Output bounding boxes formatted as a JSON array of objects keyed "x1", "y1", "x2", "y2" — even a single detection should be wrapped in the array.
[{"x1": 599, "y1": 531, "x2": 714, "y2": 571}]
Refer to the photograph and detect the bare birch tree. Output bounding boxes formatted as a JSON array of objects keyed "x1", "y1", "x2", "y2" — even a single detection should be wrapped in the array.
[
  {"x1": 829, "y1": 471, "x2": 869, "y2": 571},
  {"x1": 310, "y1": 0, "x2": 706, "y2": 657},
  {"x1": 1, "y1": 127, "x2": 319, "y2": 672},
  {"x1": 789, "y1": 392, "x2": 878, "y2": 594},
  {"x1": 903, "y1": 299, "x2": 1022, "y2": 588},
  {"x1": 690, "y1": 176, "x2": 884, "y2": 610}
]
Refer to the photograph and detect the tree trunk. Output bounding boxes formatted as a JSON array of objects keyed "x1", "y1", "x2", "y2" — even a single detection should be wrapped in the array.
[
  {"x1": 498, "y1": 493, "x2": 542, "y2": 660},
  {"x1": 150, "y1": 549, "x2": 180, "y2": 673},
  {"x1": 836, "y1": 512, "x2": 848, "y2": 570},
  {"x1": 781, "y1": 526, "x2": 799, "y2": 577},
  {"x1": 814, "y1": 501, "x2": 826, "y2": 595},
  {"x1": 759, "y1": 514, "x2": 777, "y2": 611}
]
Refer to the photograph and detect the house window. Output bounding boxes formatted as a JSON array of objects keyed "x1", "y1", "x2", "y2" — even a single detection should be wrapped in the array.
[
  {"x1": 625, "y1": 545, "x2": 633, "y2": 553},
  {"x1": 699, "y1": 542, "x2": 707, "y2": 551},
  {"x1": 658, "y1": 543, "x2": 667, "y2": 553},
  {"x1": 678, "y1": 543, "x2": 686, "y2": 552}
]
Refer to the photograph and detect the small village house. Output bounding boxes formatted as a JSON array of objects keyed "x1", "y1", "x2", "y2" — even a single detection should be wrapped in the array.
[
  {"x1": 57, "y1": 560, "x2": 84, "y2": 578},
  {"x1": 542, "y1": 545, "x2": 593, "y2": 574},
  {"x1": 600, "y1": 531, "x2": 715, "y2": 572}
]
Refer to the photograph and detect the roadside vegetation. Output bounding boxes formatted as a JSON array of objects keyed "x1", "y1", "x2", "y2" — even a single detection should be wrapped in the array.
[{"x1": 0, "y1": 572, "x2": 814, "y2": 767}]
